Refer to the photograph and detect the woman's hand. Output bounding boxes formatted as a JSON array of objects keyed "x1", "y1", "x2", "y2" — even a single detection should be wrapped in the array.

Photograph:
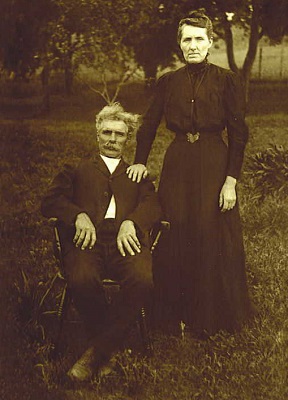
[
  {"x1": 219, "y1": 176, "x2": 237, "y2": 212},
  {"x1": 126, "y1": 164, "x2": 148, "y2": 183}
]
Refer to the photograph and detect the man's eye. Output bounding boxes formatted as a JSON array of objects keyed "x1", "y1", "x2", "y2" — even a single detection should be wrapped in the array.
[
  {"x1": 115, "y1": 131, "x2": 125, "y2": 136},
  {"x1": 102, "y1": 130, "x2": 112, "y2": 135}
]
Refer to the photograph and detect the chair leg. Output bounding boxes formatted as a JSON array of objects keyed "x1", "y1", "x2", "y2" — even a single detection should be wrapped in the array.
[
  {"x1": 50, "y1": 282, "x2": 70, "y2": 358},
  {"x1": 138, "y1": 307, "x2": 153, "y2": 356}
]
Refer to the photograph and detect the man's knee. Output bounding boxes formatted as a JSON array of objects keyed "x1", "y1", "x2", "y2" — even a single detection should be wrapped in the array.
[
  {"x1": 124, "y1": 250, "x2": 153, "y2": 291},
  {"x1": 63, "y1": 249, "x2": 102, "y2": 294},
  {"x1": 132, "y1": 269, "x2": 153, "y2": 294},
  {"x1": 69, "y1": 271, "x2": 102, "y2": 296},
  {"x1": 64, "y1": 262, "x2": 102, "y2": 298}
]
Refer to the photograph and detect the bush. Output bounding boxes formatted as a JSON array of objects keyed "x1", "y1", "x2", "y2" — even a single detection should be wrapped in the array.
[{"x1": 246, "y1": 144, "x2": 288, "y2": 200}]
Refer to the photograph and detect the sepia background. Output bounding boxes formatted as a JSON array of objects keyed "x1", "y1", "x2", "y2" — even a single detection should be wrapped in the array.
[{"x1": 0, "y1": 1, "x2": 288, "y2": 399}]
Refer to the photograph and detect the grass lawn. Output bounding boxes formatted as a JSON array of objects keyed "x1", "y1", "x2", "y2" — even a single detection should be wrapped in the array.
[{"x1": 0, "y1": 81, "x2": 288, "y2": 400}]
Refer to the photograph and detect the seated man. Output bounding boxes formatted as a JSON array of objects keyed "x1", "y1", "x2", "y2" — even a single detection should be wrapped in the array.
[{"x1": 41, "y1": 103, "x2": 161, "y2": 382}]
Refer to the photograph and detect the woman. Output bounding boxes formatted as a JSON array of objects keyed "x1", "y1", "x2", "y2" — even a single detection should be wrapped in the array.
[{"x1": 127, "y1": 11, "x2": 254, "y2": 336}]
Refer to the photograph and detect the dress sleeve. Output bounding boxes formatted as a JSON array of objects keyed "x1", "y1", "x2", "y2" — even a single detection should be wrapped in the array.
[
  {"x1": 134, "y1": 73, "x2": 168, "y2": 165},
  {"x1": 224, "y1": 71, "x2": 249, "y2": 179}
]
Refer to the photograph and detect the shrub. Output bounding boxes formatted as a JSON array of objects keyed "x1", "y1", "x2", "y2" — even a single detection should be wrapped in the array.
[{"x1": 246, "y1": 144, "x2": 288, "y2": 200}]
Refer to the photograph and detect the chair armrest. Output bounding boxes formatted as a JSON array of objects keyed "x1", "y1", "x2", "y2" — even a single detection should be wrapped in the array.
[
  {"x1": 150, "y1": 220, "x2": 170, "y2": 253},
  {"x1": 48, "y1": 217, "x2": 58, "y2": 226}
]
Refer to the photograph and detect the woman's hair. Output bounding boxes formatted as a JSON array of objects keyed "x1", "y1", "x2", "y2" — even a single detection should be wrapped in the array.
[
  {"x1": 95, "y1": 102, "x2": 140, "y2": 138},
  {"x1": 177, "y1": 11, "x2": 213, "y2": 44}
]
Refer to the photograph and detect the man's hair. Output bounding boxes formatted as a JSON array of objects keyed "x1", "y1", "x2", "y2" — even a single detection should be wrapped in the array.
[
  {"x1": 177, "y1": 11, "x2": 213, "y2": 44},
  {"x1": 95, "y1": 102, "x2": 140, "y2": 138}
]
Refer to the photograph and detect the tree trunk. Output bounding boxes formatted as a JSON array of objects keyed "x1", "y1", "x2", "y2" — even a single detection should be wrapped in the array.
[
  {"x1": 142, "y1": 61, "x2": 158, "y2": 89},
  {"x1": 241, "y1": 0, "x2": 262, "y2": 100},
  {"x1": 64, "y1": 53, "x2": 74, "y2": 96},
  {"x1": 222, "y1": 17, "x2": 239, "y2": 74},
  {"x1": 222, "y1": 1, "x2": 262, "y2": 101},
  {"x1": 41, "y1": 62, "x2": 50, "y2": 112}
]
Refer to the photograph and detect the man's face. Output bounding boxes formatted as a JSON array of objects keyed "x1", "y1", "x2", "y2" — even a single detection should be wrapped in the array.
[
  {"x1": 97, "y1": 119, "x2": 129, "y2": 158},
  {"x1": 180, "y1": 25, "x2": 212, "y2": 64}
]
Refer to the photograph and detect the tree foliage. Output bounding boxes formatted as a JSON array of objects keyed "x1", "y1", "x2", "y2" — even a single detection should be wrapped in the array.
[
  {"x1": 0, "y1": 0, "x2": 57, "y2": 78},
  {"x1": 123, "y1": 1, "x2": 180, "y2": 82},
  {"x1": 0, "y1": 0, "x2": 287, "y2": 92}
]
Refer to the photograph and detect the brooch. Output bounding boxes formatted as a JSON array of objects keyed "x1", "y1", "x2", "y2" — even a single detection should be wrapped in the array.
[{"x1": 186, "y1": 132, "x2": 200, "y2": 143}]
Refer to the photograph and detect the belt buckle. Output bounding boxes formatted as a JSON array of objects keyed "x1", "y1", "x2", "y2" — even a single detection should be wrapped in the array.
[{"x1": 186, "y1": 132, "x2": 200, "y2": 143}]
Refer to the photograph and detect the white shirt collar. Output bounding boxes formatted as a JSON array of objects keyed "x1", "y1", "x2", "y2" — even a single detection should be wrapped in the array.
[{"x1": 100, "y1": 154, "x2": 121, "y2": 174}]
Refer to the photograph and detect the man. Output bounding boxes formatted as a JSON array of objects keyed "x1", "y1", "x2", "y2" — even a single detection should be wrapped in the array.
[{"x1": 41, "y1": 103, "x2": 161, "y2": 382}]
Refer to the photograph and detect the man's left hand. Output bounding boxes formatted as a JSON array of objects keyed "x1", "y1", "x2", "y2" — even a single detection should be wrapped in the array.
[{"x1": 117, "y1": 220, "x2": 141, "y2": 257}]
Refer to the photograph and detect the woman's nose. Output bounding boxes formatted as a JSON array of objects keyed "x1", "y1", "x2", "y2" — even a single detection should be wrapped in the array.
[{"x1": 189, "y1": 39, "x2": 197, "y2": 49}]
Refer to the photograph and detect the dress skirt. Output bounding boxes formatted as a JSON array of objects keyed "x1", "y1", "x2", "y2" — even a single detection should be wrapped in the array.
[{"x1": 154, "y1": 132, "x2": 253, "y2": 335}]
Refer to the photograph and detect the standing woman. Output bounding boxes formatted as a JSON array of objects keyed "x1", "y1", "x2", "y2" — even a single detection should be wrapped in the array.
[{"x1": 127, "y1": 11, "x2": 254, "y2": 337}]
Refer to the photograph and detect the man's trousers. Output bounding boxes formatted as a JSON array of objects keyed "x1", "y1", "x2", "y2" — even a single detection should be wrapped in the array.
[{"x1": 62, "y1": 219, "x2": 153, "y2": 361}]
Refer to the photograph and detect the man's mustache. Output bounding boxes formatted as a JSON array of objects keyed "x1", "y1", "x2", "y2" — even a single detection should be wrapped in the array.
[{"x1": 104, "y1": 143, "x2": 119, "y2": 150}]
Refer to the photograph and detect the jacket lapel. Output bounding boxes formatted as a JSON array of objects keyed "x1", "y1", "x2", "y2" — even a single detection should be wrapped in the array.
[
  {"x1": 92, "y1": 154, "x2": 110, "y2": 177},
  {"x1": 112, "y1": 159, "x2": 129, "y2": 178},
  {"x1": 92, "y1": 154, "x2": 129, "y2": 178}
]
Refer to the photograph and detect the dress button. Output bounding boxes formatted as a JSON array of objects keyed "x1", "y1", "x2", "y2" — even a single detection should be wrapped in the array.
[{"x1": 104, "y1": 191, "x2": 109, "y2": 197}]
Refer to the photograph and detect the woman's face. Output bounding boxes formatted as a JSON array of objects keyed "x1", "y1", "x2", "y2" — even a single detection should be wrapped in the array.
[{"x1": 180, "y1": 25, "x2": 213, "y2": 64}]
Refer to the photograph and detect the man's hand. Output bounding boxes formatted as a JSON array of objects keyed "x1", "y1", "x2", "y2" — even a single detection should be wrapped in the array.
[
  {"x1": 126, "y1": 164, "x2": 148, "y2": 183},
  {"x1": 73, "y1": 213, "x2": 97, "y2": 250},
  {"x1": 219, "y1": 176, "x2": 237, "y2": 212},
  {"x1": 117, "y1": 220, "x2": 141, "y2": 257}
]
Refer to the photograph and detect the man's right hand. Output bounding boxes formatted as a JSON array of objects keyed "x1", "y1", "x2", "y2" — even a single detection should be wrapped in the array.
[
  {"x1": 73, "y1": 213, "x2": 96, "y2": 250},
  {"x1": 126, "y1": 164, "x2": 148, "y2": 183}
]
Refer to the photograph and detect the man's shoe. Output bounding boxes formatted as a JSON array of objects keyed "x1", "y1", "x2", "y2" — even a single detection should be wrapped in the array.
[{"x1": 67, "y1": 346, "x2": 97, "y2": 382}]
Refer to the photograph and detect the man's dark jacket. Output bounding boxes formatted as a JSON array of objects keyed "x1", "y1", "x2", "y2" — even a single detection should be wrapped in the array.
[{"x1": 41, "y1": 154, "x2": 161, "y2": 242}]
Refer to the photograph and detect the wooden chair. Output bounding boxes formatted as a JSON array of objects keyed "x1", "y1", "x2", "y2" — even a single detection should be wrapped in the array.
[{"x1": 44, "y1": 219, "x2": 170, "y2": 358}]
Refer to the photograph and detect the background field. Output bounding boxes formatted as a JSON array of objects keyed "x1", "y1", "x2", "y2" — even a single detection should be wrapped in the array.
[{"x1": 210, "y1": 29, "x2": 288, "y2": 81}]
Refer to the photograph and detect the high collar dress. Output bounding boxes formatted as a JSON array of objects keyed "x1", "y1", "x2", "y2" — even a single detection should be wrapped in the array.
[{"x1": 134, "y1": 62, "x2": 254, "y2": 335}]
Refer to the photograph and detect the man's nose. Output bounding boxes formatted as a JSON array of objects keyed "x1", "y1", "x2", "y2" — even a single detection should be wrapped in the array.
[{"x1": 109, "y1": 132, "x2": 116, "y2": 142}]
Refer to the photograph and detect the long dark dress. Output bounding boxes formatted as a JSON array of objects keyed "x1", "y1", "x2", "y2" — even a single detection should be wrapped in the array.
[{"x1": 134, "y1": 61, "x2": 253, "y2": 335}]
